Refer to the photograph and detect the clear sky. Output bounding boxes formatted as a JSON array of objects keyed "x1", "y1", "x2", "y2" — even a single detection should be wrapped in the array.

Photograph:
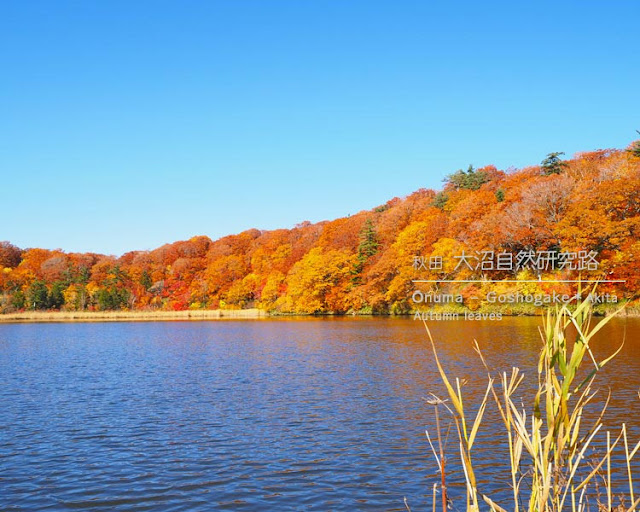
[{"x1": 2, "y1": 1, "x2": 639, "y2": 255}]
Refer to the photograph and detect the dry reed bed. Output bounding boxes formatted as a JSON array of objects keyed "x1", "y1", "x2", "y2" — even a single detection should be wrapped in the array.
[
  {"x1": 0, "y1": 309, "x2": 267, "y2": 323},
  {"x1": 408, "y1": 295, "x2": 640, "y2": 512}
]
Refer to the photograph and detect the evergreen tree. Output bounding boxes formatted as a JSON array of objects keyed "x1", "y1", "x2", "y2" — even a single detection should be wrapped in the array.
[
  {"x1": 27, "y1": 280, "x2": 49, "y2": 310},
  {"x1": 11, "y1": 290, "x2": 25, "y2": 310},
  {"x1": 432, "y1": 191, "x2": 449, "y2": 209},
  {"x1": 78, "y1": 266, "x2": 91, "y2": 285},
  {"x1": 446, "y1": 165, "x2": 490, "y2": 190},
  {"x1": 541, "y1": 152, "x2": 568, "y2": 175},
  {"x1": 352, "y1": 219, "x2": 379, "y2": 284},
  {"x1": 49, "y1": 282, "x2": 65, "y2": 309},
  {"x1": 630, "y1": 131, "x2": 640, "y2": 158},
  {"x1": 357, "y1": 219, "x2": 379, "y2": 262},
  {"x1": 140, "y1": 269, "x2": 153, "y2": 290},
  {"x1": 96, "y1": 287, "x2": 131, "y2": 311}
]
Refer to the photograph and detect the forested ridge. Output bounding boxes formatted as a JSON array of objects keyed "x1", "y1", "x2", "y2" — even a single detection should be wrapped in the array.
[{"x1": 3, "y1": 143, "x2": 640, "y2": 314}]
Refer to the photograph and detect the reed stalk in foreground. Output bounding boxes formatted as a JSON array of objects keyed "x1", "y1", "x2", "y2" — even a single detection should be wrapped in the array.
[{"x1": 413, "y1": 298, "x2": 640, "y2": 512}]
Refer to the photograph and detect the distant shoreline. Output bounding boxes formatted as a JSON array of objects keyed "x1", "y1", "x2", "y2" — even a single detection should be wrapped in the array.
[
  {"x1": 0, "y1": 306, "x2": 637, "y2": 323},
  {"x1": 0, "y1": 309, "x2": 267, "y2": 323}
]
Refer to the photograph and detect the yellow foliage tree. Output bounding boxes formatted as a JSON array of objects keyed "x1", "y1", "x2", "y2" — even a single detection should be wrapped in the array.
[{"x1": 279, "y1": 248, "x2": 357, "y2": 314}]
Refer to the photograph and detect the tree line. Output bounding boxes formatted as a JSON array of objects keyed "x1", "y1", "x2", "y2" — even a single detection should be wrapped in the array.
[{"x1": 2, "y1": 142, "x2": 639, "y2": 314}]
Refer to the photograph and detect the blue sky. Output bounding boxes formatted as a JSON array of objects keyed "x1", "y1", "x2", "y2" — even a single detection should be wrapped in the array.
[{"x1": 1, "y1": 1, "x2": 639, "y2": 255}]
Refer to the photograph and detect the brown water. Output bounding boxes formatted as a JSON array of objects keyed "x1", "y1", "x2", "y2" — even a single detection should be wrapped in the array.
[{"x1": 0, "y1": 317, "x2": 638, "y2": 511}]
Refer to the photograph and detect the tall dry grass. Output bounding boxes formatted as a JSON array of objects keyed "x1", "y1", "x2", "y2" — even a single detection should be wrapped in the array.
[
  {"x1": 411, "y1": 296, "x2": 639, "y2": 512},
  {"x1": 0, "y1": 308, "x2": 266, "y2": 323}
]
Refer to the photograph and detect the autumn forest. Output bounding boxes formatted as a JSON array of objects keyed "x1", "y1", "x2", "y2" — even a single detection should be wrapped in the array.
[{"x1": 3, "y1": 142, "x2": 640, "y2": 315}]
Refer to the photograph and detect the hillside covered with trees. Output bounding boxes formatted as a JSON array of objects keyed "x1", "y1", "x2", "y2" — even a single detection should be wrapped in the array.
[{"x1": 2, "y1": 142, "x2": 640, "y2": 314}]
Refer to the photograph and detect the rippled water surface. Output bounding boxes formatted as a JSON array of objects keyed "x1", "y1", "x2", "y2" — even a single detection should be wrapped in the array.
[{"x1": 1, "y1": 317, "x2": 639, "y2": 511}]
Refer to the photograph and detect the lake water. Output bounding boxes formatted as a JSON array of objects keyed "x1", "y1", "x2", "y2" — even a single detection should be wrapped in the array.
[{"x1": 1, "y1": 317, "x2": 639, "y2": 511}]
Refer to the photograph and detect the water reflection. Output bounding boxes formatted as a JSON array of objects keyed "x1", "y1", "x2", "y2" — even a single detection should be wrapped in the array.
[{"x1": 0, "y1": 316, "x2": 638, "y2": 511}]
